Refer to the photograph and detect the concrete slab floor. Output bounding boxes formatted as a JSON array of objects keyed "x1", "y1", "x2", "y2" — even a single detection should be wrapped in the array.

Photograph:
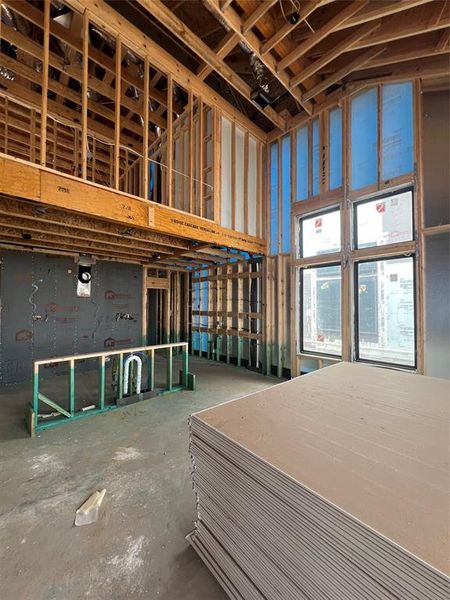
[{"x1": 0, "y1": 357, "x2": 278, "y2": 600}]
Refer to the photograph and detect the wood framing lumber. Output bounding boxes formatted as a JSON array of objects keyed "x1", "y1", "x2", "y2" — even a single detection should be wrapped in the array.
[
  {"x1": 278, "y1": 1, "x2": 367, "y2": 71},
  {"x1": 302, "y1": 45, "x2": 386, "y2": 101},
  {"x1": 197, "y1": 31, "x2": 240, "y2": 81},
  {"x1": 290, "y1": 20, "x2": 381, "y2": 88},
  {"x1": 63, "y1": 0, "x2": 267, "y2": 141},
  {"x1": 242, "y1": 0, "x2": 278, "y2": 34},
  {"x1": 204, "y1": 0, "x2": 313, "y2": 115},
  {"x1": 134, "y1": 0, "x2": 286, "y2": 130},
  {"x1": 0, "y1": 154, "x2": 266, "y2": 255},
  {"x1": 260, "y1": 0, "x2": 325, "y2": 55}
]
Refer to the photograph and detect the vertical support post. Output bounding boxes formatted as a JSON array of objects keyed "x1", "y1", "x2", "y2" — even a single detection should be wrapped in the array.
[
  {"x1": 213, "y1": 106, "x2": 221, "y2": 222},
  {"x1": 341, "y1": 96, "x2": 351, "y2": 363},
  {"x1": 198, "y1": 99, "x2": 204, "y2": 217},
  {"x1": 92, "y1": 138, "x2": 96, "y2": 182},
  {"x1": 4, "y1": 97, "x2": 8, "y2": 155},
  {"x1": 166, "y1": 346, "x2": 173, "y2": 391},
  {"x1": 118, "y1": 353, "x2": 124, "y2": 400},
  {"x1": 231, "y1": 120, "x2": 236, "y2": 229},
  {"x1": 142, "y1": 266, "x2": 148, "y2": 346},
  {"x1": 237, "y1": 262, "x2": 243, "y2": 367},
  {"x1": 33, "y1": 363, "x2": 39, "y2": 416},
  {"x1": 40, "y1": 0, "x2": 50, "y2": 166},
  {"x1": 81, "y1": 9, "x2": 89, "y2": 179},
  {"x1": 30, "y1": 109, "x2": 36, "y2": 163},
  {"x1": 167, "y1": 74, "x2": 173, "y2": 206},
  {"x1": 244, "y1": 131, "x2": 249, "y2": 233},
  {"x1": 114, "y1": 36, "x2": 121, "y2": 189},
  {"x1": 142, "y1": 56, "x2": 150, "y2": 199},
  {"x1": 69, "y1": 359, "x2": 75, "y2": 416},
  {"x1": 149, "y1": 348, "x2": 155, "y2": 391},
  {"x1": 182, "y1": 344, "x2": 188, "y2": 387},
  {"x1": 188, "y1": 91, "x2": 194, "y2": 214},
  {"x1": 163, "y1": 275, "x2": 171, "y2": 344},
  {"x1": 99, "y1": 355, "x2": 105, "y2": 409}
]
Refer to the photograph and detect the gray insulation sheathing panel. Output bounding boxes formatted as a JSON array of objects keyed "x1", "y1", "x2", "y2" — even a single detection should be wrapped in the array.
[{"x1": 0, "y1": 250, "x2": 142, "y2": 385}]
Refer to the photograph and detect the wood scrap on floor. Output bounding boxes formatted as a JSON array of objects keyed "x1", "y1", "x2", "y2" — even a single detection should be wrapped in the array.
[
  {"x1": 188, "y1": 362, "x2": 450, "y2": 600},
  {"x1": 75, "y1": 489, "x2": 106, "y2": 526}
]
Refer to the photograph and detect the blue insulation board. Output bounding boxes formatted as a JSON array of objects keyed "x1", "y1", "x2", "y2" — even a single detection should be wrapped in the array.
[
  {"x1": 312, "y1": 119, "x2": 320, "y2": 196},
  {"x1": 281, "y1": 136, "x2": 291, "y2": 254},
  {"x1": 270, "y1": 142, "x2": 278, "y2": 255},
  {"x1": 296, "y1": 126, "x2": 308, "y2": 201},
  {"x1": 382, "y1": 82, "x2": 413, "y2": 180},
  {"x1": 351, "y1": 88, "x2": 378, "y2": 190},
  {"x1": 329, "y1": 107, "x2": 342, "y2": 190}
]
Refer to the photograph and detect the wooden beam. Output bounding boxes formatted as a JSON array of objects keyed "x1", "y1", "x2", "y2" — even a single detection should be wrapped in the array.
[
  {"x1": 197, "y1": 31, "x2": 240, "y2": 81},
  {"x1": 81, "y1": 9, "x2": 89, "y2": 179},
  {"x1": 0, "y1": 195, "x2": 190, "y2": 250},
  {"x1": 242, "y1": 0, "x2": 278, "y2": 34},
  {"x1": 346, "y1": 53, "x2": 450, "y2": 85},
  {"x1": 114, "y1": 36, "x2": 121, "y2": 189},
  {"x1": 204, "y1": 0, "x2": 313, "y2": 116},
  {"x1": 278, "y1": 1, "x2": 366, "y2": 71},
  {"x1": 167, "y1": 74, "x2": 173, "y2": 207},
  {"x1": 64, "y1": 0, "x2": 266, "y2": 141},
  {"x1": 318, "y1": 2, "x2": 450, "y2": 54},
  {"x1": 40, "y1": 0, "x2": 50, "y2": 166},
  {"x1": 260, "y1": 0, "x2": 325, "y2": 55},
  {"x1": 135, "y1": 0, "x2": 286, "y2": 130},
  {"x1": 337, "y1": 0, "x2": 435, "y2": 31},
  {"x1": 436, "y1": 27, "x2": 450, "y2": 51},
  {"x1": 290, "y1": 20, "x2": 381, "y2": 88},
  {"x1": 0, "y1": 154, "x2": 267, "y2": 254},
  {"x1": 302, "y1": 46, "x2": 386, "y2": 102},
  {"x1": 142, "y1": 56, "x2": 150, "y2": 199}
]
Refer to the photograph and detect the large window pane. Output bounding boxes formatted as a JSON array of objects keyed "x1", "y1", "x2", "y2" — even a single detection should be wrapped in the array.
[
  {"x1": 301, "y1": 265, "x2": 342, "y2": 356},
  {"x1": 300, "y1": 209, "x2": 341, "y2": 257},
  {"x1": 356, "y1": 257, "x2": 415, "y2": 367},
  {"x1": 355, "y1": 190, "x2": 413, "y2": 248}
]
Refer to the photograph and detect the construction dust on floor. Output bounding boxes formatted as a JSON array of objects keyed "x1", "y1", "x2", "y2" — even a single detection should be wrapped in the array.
[{"x1": 0, "y1": 358, "x2": 278, "y2": 600}]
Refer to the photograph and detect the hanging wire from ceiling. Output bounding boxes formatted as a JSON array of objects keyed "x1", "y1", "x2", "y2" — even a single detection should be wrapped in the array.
[{"x1": 278, "y1": 0, "x2": 315, "y2": 33}]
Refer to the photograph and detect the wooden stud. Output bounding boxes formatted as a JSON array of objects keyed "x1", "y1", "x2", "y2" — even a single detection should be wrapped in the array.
[
  {"x1": 244, "y1": 131, "x2": 249, "y2": 233},
  {"x1": 167, "y1": 74, "x2": 173, "y2": 207},
  {"x1": 231, "y1": 120, "x2": 236, "y2": 229},
  {"x1": 114, "y1": 36, "x2": 121, "y2": 189},
  {"x1": 213, "y1": 106, "x2": 221, "y2": 222},
  {"x1": 143, "y1": 57, "x2": 150, "y2": 199},
  {"x1": 81, "y1": 9, "x2": 89, "y2": 179},
  {"x1": 40, "y1": 0, "x2": 50, "y2": 167}
]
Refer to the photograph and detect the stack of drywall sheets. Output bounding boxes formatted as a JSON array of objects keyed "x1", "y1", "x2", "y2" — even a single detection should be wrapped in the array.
[{"x1": 188, "y1": 362, "x2": 450, "y2": 600}]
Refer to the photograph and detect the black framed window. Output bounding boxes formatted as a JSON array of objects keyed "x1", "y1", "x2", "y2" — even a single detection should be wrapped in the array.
[
  {"x1": 354, "y1": 189, "x2": 414, "y2": 249},
  {"x1": 298, "y1": 208, "x2": 341, "y2": 258},
  {"x1": 300, "y1": 264, "x2": 342, "y2": 357},
  {"x1": 355, "y1": 256, "x2": 416, "y2": 368}
]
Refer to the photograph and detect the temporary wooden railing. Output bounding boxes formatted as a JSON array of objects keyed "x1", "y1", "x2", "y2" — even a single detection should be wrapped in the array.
[{"x1": 28, "y1": 342, "x2": 194, "y2": 436}]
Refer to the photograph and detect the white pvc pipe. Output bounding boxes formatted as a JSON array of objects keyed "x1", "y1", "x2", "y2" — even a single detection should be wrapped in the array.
[{"x1": 123, "y1": 355, "x2": 142, "y2": 396}]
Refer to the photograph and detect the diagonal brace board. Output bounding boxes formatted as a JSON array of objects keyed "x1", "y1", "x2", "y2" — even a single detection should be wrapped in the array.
[{"x1": 38, "y1": 392, "x2": 72, "y2": 418}]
